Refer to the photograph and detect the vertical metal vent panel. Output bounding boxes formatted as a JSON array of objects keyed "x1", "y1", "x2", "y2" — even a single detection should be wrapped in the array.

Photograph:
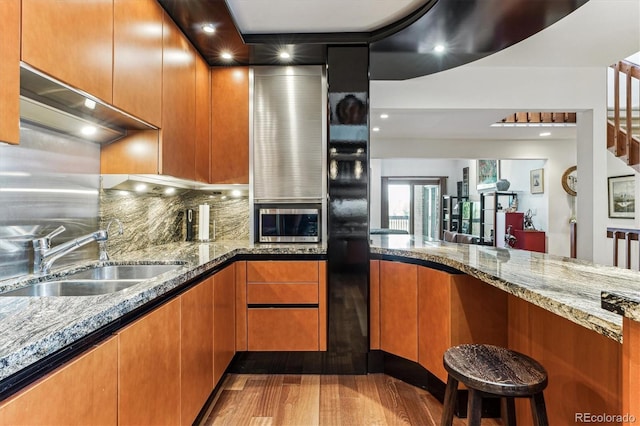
[{"x1": 253, "y1": 67, "x2": 323, "y2": 201}]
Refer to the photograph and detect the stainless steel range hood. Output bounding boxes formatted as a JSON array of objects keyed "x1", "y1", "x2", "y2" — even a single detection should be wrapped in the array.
[{"x1": 19, "y1": 64, "x2": 157, "y2": 144}]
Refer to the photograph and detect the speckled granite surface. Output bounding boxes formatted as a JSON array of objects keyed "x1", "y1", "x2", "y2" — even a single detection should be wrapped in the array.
[
  {"x1": 601, "y1": 290, "x2": 640, "y2": 322},
  {"x1": 370, "y1": 234, "x2": 638, "y2": 343},
  {"x1": 0, "y1": 241, "x2": 324, "y2": 382},
  {"x1": 1, "y1": 235, "x2": 636, "y2": 386}
]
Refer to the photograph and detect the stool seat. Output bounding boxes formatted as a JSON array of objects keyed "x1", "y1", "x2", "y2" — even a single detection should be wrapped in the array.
[
  {"x1": 444, "y1": 344, "x2": 548, "y2": 397},
  {"x1": 441, "y1": 344, "x2": 549, "y2": 426}
]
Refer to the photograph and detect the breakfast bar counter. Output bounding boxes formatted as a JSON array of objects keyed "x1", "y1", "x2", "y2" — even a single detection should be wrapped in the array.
[{"x1": 0, "y1": 235, "x2": 638, "y2": 424}]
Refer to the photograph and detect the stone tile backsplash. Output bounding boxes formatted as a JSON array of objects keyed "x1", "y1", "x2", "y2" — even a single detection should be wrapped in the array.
[{"x1": 100, "y1": 189, "x2": 249, "y2": 256}]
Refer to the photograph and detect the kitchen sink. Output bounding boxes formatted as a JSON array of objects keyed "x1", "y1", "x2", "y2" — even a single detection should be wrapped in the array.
[
  {"x1": 0, "y1": 279, "x2": 142, "y2": 297},
  {"x1": 63, "y1": 264, "x2": 182, "y2": 281},
  {"x1": 0, "y1": 262, "x2": 185, "y2": 297}
]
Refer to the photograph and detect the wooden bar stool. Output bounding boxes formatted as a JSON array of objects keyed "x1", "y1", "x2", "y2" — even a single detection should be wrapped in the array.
[{"x1": 440, "y1": 344, "x2": 549, "y2": 426}]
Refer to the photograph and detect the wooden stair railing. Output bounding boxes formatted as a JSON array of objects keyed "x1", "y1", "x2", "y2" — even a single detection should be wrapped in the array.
[
  {"x1": 608, "y1": 60, "x2": 640, "y2": 170},
  {"x1": 607, "y1": 227, "x2": 640, "y2": 269}
]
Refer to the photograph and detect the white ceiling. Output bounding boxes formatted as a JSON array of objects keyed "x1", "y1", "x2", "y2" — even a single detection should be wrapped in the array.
[
  {"x1": 226, "y1": 0, "x2": 427, "y2": 33},
  {"x1": 227, "y1": 0, "x2": 638, "y2": 151}
]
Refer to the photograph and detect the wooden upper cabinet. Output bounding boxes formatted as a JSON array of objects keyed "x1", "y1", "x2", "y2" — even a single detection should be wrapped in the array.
[
  {"x1": 113, "y1": 0, "x2": 163, "y2": 127},
  {"x1": 22, "y1": 0, "x2": 113, "y2": 103},
  {"x1": 0, "y1": 0, "x2": 20, "y2": 145},
  {"x1": 195, "y1": 54, "x2": 211, "y2": 183},
  {"x1": 160, "y1": 12, "x2": 196, "y2": 180},
  {"x1": 0, "y1": 337, "x2": 118, "y2": 425},
  {"x1": 211, "y1": 67, "x2": 249, "y2": 184}
]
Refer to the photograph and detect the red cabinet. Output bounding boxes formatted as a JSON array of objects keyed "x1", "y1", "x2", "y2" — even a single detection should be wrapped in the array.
[{"x1": 513, "y1": 229, "x2": 546, "y2": 253}]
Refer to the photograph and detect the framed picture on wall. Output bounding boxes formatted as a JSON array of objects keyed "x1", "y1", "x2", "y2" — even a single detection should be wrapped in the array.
[
  {"x1": 608, "y1": 175, "x2": 635, "y2": 219},
  {"x1": 476, "y1": 160, "x2": 499, "y2": 190},
  {"x1": 530, "y1": 168, "x2": 544, "y2": 194}
]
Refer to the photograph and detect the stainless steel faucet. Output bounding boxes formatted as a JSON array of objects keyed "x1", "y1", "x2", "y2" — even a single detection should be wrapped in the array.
[
  {"x1": 32, "y1": 223, "x2": 121, "y2": 274},
  {"x1": 100, "y1": 219, "x2": 124, "y2": 261}
]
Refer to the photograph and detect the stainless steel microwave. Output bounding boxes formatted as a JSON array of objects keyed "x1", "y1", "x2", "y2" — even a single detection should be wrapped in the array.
[{"x1": 258, "y1": 208, "x2": 320, "y2": 243}]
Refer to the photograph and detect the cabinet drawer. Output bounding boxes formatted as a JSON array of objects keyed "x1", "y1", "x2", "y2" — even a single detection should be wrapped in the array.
[
  {"x1": 247, "y1": 308, "x2": 319, "y2": 351},
  {"x1": 247, "y1": 261, "x2": 318, "y2": 283},
  {"x1": 247, "y1": 283, "x2": 318, "y2": 304}
]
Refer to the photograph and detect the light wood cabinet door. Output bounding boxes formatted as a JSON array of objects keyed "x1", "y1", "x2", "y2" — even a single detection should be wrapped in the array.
[
  {"x1": 214, "y1": 264, "x2": 236, "y2": 384},
  {"x1": 195, "y1": 53, "x2": 211, "y2": 183},
  {"x1": 113, "y1": 0, "x2": 163, "y2": 126},
  {"x1": 417, "y1": 267, "x2": 508, "y2": 382},
  {"x1": 0, "y1": 0, "x2": 20, "y2": 145},
  {"x1": 370, "y1": 260, "x2": 381, "y2": 350},
  {"x1": 160, "y1": 12, "x2": 196, "y2": 180},
  {"x1": 0, "y1": 337, "x2": 118, "y2": 426},
  {"x1": 380, "y1": 261, "x2": 418, "y2": 362},
  {"x1": 211, "y1": 67, "x2": 249, "y2": 184},
  {"x1": 247, "y1": 260, "x2": 319, "y2": 283},
  {"x1": 118, "y1": 298, "x2": 181, "y2": 426},
  {"x1": 248, "y1": 308, "x2": 319, "y2": 351},
  {"x1": 22, "y1": 0, "x2": 113, "y2": 103},
  {"x1": 181, "y1": 277, "x2": 214, "y2": 425}
]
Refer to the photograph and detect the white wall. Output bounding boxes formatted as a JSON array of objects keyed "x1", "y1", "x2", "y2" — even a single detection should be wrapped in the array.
[{"x1": 370, "y1": 0, "x2": 640, "y2": 264}]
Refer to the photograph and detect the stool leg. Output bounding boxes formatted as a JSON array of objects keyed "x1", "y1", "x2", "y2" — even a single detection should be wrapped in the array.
[
  {"x1": 440, "y1": 375, "x2": 458, "y2": 426},
  {"x1": 501, "y1": 397, "x2": 517, "y2": 426},
  {"x1": 530, "y1": 392, "x2": 549, "y2": 426},
  {"x1": 467, "y1": 389, "x2": 483, "y2": 426}
]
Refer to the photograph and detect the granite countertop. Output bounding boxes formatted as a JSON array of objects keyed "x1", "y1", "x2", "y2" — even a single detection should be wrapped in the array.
[
  {"x1": 370, "y1": 234, "x2": 639, "y2": 343},
  {"x1": 0, "y1": 241, "x2": 325, "y2": 383},
  {"x1": 601, "y1": 289, "x2": 640, "y2": 322},
  {"x1": 1, "y1": 235, "x2": 638, "y2": 389}
]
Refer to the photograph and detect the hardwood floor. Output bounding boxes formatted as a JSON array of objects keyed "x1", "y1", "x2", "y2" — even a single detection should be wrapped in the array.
[{"x1": 201, "y1": 374, "x2": 502, "y2": 425}]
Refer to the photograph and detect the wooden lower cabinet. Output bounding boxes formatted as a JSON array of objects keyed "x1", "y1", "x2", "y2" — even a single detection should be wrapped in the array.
[
  {"x1": 214, "y1": 264, "x2": 236, "y2": 384},
  {"x1": 380, "y1": 261, "x2": 418, "y2": 362},
  {"x1": 240, "y1": 261, "x2": 327, "y2": 351},
  {"x1": 623, "y1": 317, "x2": 640, "y2": 425},
  {"x1": 0, "y1": 337, "x2": 118, "y2": 425},
  {"x1": 508, "y1": 296, "x2": 621, "y2": 425},
  {"x1": 118, "y1": 298, "x2": 181, "y2": 426},
  {"x1": 181, "y1": 277, "x2": 214, "y2": 425},
  {"x1": 248, "y1": 308, "x2": 320, "y2": 351},
  {"x1": 417, "y1": 267, "x2": 508, "y2": 382},
  {"x1": 370, "y1": 260, "x2": 381, "y2": 350}
]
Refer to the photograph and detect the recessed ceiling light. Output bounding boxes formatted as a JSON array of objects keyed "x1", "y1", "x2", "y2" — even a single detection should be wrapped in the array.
[
  {"x1": 81, "y1": 126, "x2": 97, "y2": 136},
  {"x1": 380, "y1": 113, "x2": 389, "y2": 119},
  {"x1": 202, "y1": 24, "x2": 216, "y2": 34},
  {"x1": 539, "y1": 132, "x2": 552, "y2": 137},
  {"x1": 84, "y1": 99, "x2": 96, "y2": 110},
  {"x1": 372, "y1": 127, "x2": 380, "y2": 132},
  {"x1": 134, "y1": 184, "x2": 147, "y2": 192},
  {"x1": 434, "y1": 44, "x2": 446, "y2": 53},
  {"x1": 221, "y1": 51, "x2": 233, "y2": 60},
  {"x1": 279, "y1": 51, "x2": 291, "y2": 60}
]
